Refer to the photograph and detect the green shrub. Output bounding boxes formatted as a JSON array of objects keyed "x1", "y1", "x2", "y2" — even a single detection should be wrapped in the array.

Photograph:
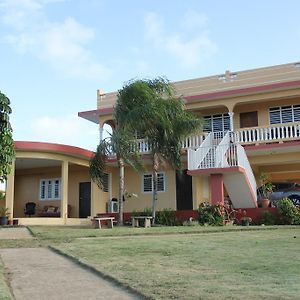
[
  {"x1": 155, "y1": 209, "x2": 180, "y2": 226},
  {"x1": 198, "y1": 202, "x2": 224, "y2": 226},
  {"x1": 277, "y1": 197, "x2": 300, "y2": 225},
  {"x1": 261, "y1": 211, "x2": 277, "y2": 225}
]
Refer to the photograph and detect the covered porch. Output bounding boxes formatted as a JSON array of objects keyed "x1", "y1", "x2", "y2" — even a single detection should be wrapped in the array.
[{"x1": 5, "y1": 142, "x2": 104, "y2": 226}]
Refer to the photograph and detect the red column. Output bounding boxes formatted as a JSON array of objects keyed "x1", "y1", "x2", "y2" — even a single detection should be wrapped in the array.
[{"x1": 211, "y1": 174, "x2": 224, "y2": 206}]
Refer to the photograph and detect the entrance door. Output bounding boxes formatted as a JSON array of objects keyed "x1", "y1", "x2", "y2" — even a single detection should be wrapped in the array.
[
  {"x1": 176, "y1": 170, "x2": 193, "y2": 210},
  {"x1": 240, "y1": 111, "x2": 258, "y2": 128},
  {"x1": 79, "y1": 182, "x2": 91, "y2": 218}
]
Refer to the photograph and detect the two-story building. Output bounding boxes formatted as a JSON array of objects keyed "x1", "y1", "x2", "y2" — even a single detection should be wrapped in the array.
[
  {"x1": 5, "y1": 61, "x2": 300, "y2": 225},
  {"x1": 79, "y1": 61, "x2": 300, "y2": 213}
]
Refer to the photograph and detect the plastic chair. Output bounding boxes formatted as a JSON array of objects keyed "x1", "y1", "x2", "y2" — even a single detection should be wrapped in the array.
[{"x1": 24, "y1": 202, "x2": 36, "y2": 217}]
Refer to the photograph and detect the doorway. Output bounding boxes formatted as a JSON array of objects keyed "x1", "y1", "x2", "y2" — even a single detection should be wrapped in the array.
[
  {"x1": 79, "y1": 182, "x2": 91, "y2": 218},
  {"x1": 176, "y1": 170, "x2": 193, "y2": 210}
]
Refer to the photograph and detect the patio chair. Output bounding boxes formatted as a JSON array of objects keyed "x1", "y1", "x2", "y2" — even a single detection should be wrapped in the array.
[{"x1": 24, "y1": 202, "x2": 36, "y2": 217}]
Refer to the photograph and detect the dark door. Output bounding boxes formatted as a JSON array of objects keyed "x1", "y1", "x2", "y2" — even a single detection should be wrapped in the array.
[
  {"x1": 240, "y1": 111, "x2": 258, "y2": 128},
  {"x1": 79, "y1": 182, "x2": 91, "y2": 218},
  {"x1": 176, "y1": 170, "x2": 193, "y2": 210}
]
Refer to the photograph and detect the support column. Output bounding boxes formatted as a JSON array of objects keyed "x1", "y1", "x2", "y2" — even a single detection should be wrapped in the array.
[
  {"x1": 5, "y1": 159, "x2": 15, "y2": 220},
  {"x1": 228, "y1": 112, "x2": 234, "y2": 131},
  {"x1": 210, "y1": 174, "x2": 224, "y2": 206},
  {"x1": 61, "y1": 161, "x2": 69, "y2": 224}
]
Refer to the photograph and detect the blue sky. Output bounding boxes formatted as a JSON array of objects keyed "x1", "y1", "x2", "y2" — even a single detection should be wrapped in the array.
[{"x1": 1, "y1": 0, "x2": 300, "y2": 151}]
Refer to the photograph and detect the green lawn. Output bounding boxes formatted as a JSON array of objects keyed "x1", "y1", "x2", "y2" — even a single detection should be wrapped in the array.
[
  {"x1": 1, "y1": 226, "x2": 300, "y2": 299},
  {"x1": 49, "y1": 227, "x2": 300, "y2": 300},
  {"x1": 28, "y1": 224, "x2": 289, "y2": 240}
]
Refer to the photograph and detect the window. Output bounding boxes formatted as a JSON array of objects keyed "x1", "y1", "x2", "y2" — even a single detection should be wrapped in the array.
[
  {"x1": 142, "y1": 173, "x2": 165, "y2": 193},
  {"x1": 203, "y1": 114, "x2": 230, "y2": 132},
  {"x1": 102, "y1": 173, "x2": 109, "y2": 193},
  {"x1": 40, "y1": 178, "x2": 61, "y2": 200},
  {"x1": 269, "y1": 105, "x2": 300, "y2": 125}
]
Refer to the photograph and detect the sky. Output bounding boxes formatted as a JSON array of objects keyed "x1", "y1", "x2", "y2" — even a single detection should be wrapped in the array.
[{"x1": 1, "y1": 0, "x2": 300, "y2": 152}]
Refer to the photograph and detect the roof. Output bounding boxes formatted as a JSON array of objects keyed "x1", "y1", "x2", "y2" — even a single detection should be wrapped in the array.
[{"x1": 15, "y1": 141, "x2": 94, "y2": 160}]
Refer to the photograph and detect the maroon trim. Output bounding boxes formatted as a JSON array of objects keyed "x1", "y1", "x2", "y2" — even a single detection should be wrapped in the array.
[
  {"x1": 15, "y1": 141, "x2": 94, "y2": 159},
  {"x1": 185, "y1": 80, "x2": 300, "y2": 102},
  {"x1": 78, "y1": 107, "x2": 114, "y2": 118},
  {"x1": 187, "y1": 166, "x2": 243, "y2": 176}
]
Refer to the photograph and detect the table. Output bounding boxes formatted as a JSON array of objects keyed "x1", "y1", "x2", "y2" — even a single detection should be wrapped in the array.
[
  {"x1": 94, "y1": 217, "x2": 115, "y2": 229},
  {"x1": 131, "y1": 216, "x2": 153, "y2": 228}
]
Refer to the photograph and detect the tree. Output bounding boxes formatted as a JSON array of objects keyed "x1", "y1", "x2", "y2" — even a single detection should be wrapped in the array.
[
  {"x1": 90, "y1": 127, "x2": 142, "y2": 225},
  {"x1": 116, "y1": 78, "x2": 202, "y2": 223},
  {"x1": 0, "y1": 91, "x2": 15, "y2": 183}
]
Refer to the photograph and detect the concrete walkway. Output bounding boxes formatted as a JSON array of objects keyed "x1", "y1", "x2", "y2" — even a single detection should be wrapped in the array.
[
  {"x1": 0, "y1": 227, "x2": 33, "y2": 239},
  {"x1": 0, "y1": 248, "x2": 140, "y2": 300}
]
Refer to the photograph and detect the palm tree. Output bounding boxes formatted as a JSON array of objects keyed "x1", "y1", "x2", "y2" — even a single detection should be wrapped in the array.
[
  {"x1": 116, "y1": 78, "x2": 202, "y2": 223},
  {"x1": 90, "y1": 127, "x2": 142, "y2": 225}
]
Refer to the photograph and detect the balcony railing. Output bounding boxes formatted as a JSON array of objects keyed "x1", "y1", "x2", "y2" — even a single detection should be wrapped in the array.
[
  {"x1": 107, "y1": 123, "x2": 300, "y2": 157},
  {"x1": 234, "y1": 122, "x2": 300, "y2": 144}
]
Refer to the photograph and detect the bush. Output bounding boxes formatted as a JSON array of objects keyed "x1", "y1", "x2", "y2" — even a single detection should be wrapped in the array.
[
  {"x1": 261, "y1": 211, "x2": 277, "y2": 225},
  {"x1": 198, "y1": 202, "x2": 224, "y2": 226},
  {"x1": 277, "y1": 197, "x2": 300, "y2": 225},
  {"x1": 155, "y1": 209, "x2": 180, "y2": 226}
]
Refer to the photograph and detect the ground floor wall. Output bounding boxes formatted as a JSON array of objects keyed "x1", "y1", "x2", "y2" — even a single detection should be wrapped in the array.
[
  {"x1": 14, "y1": 166, "x2": 91, "y2": 218},
  {"x1": 96, "y1": 166, "x2": 211, "y2": 215}
]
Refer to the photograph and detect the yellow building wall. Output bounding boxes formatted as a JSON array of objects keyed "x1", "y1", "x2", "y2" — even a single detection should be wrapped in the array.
[
  {"x1": 107, "y1": 166, "x2": 177, "y2": 213},
  {"x1": 14, "y1": 166, "x2": 91, "y2": 218}
]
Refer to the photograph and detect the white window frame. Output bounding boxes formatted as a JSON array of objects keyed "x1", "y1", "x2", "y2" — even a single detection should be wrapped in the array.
[
  {"x1": 39, "y1": 178, "x2": 61, "y2": 201},
  {"x1": 269, "y1": 104, "x2": 300, "y2": 125},
  {"x1": 142, "y1": 172, "x2": 166, "y2": 193}
]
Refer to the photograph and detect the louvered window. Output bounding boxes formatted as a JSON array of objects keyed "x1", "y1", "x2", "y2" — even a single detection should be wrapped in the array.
[
  {"x1": 102, "y1": 173, "x2": 110, "y2": 193},
  {"x1": 143, "y1": 173, "x2": 165, "y2": 193},
  {"x1": 203, "y1": 114, "x2": 230, "y2": 132},
  {"x1": 40, "y1": 178, "x2": 61, "y2": 200},
  {"x1": 269, "y1": 105, "x2": 300, "y2": 124}
]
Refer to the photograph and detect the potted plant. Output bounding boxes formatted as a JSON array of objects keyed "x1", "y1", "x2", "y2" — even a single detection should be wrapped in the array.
[
  {"x1": 0, "y1": 207, "x2": 9, "y2": 226},
  {"x1": 258, "y1": 173, "x2": 274, "y2": 208}
]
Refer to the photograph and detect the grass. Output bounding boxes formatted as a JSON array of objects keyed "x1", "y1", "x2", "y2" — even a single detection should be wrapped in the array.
[
  {"x1": 48, "y1": 227, "x2": 300, "y2": 300},
  {"x1": 28, "y1": 224, "x2": 296, "y2": 240},
  {"x1": 1, "y1": 225, "x2": 300, "y2": 299}
]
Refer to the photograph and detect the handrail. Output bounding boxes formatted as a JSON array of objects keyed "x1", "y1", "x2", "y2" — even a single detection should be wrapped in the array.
[
  {"x1": 236, "y1": 144, "x2": 257, "y2": 201},
  {"x1": 234, "y1": 123, "x2": 300, "y2": 144},
  {"x1": 187, "y1": 132, "x2": 212, "y2": 170},
  {"x1": 215, "y1": 131, "x2": 230, "y2": 167}
]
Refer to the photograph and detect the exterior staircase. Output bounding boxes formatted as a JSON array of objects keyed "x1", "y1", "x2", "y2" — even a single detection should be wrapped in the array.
[{"x1": 188, "y1": 131, "x2": 257, "y2": 208}]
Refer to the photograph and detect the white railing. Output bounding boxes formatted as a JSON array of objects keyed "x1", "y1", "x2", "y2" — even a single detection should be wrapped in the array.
[
  {"x1": 236, "y1": 144, "x2": 257, "y2": 200},
  {"x1": 182, "y1": 133, "x2": 207, "y2": 149},
  {"x1": 215, "y1": 131, "x2": 231, "y2": 168},
  {"x1": 187, "y1": 132, "x2": 213, "y2": 170},
  {"x1": 108, "y1": 123, "x2": 300, "y2": 157},
  {"x1": 234, "y1": 122, "x2": 300, "y2": 144}
]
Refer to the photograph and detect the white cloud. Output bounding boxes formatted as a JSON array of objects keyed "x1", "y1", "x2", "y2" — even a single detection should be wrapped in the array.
[
  {"x1": 27, "y1": 114, "x2": 99, "y2": 150},
  {"x1": 181, "y1": 10, "x2": 208, "y2": 30},
  {"x1": 144, "y1": 11, "x2": 217, "y2": 68},
  {"x1": 0, "y1": 0, "x2": 111, "y2": 80}
]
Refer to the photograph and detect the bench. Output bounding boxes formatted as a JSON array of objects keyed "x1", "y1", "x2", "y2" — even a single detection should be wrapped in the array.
[
  {"x1": 131, "y1": 216, "x2": 153, "y2": 228},
  {"x1": 94, "y1": 217, "x2": 115, "y2": 229}
]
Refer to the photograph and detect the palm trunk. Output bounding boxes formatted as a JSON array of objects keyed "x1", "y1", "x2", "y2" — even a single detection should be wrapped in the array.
[
  {"x1": 118, "y1": 157, "x2": 124, "y2": 226},
  {"x1": 151, "y1": 153, "x2": 159, "y2": 224}
]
